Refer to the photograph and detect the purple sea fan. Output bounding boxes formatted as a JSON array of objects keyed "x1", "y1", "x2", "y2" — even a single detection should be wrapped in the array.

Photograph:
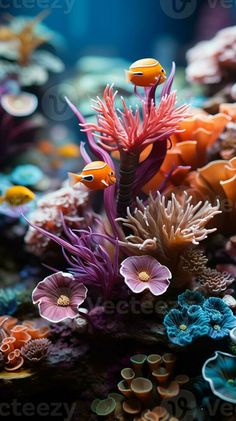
[
  {"x1": 27, "y1": 214, "x2": 120, "y2": 299},
  {"x1": 21, "y1": 338, "x2": 51, "y2": 363}
]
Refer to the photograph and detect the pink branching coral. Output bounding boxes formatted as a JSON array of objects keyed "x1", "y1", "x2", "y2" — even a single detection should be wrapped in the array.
[
  {"x1": 82, "y1": 85, "x2": 190, "y2": 153},
  {"x1": 81, "y1": 83, "x2": 190, "y2": 217},
  {"x1": 25, "y1": 185, "x2": 97, "y2": 256}
]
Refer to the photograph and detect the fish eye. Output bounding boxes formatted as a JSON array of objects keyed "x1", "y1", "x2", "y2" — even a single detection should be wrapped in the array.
[
  {"x1": 161, "y1": 69, "x2": 165, "y2": 73},
  {"x1": 110, "y1": 171, "x2": 114, "y2": 176}
]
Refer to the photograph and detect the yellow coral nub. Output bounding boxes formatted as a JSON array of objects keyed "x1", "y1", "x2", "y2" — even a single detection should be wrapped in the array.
[
  {"x1": 179, "y1": 324, "x2": 187, "y2": 331},
  {"x1": 138, "y1": 271, "x2": 150, "y2": 282},
  {"x1": 57, "y1": 295, "x2": 70, "y2": 306}
]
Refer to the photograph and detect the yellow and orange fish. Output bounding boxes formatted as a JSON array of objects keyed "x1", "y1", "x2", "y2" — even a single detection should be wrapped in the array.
[
  {"x1": 68, "y1": 161, "x2": 116, "y2": 190},
  {"x1": 126, "y1": 58, "x2": 167, "y2": 87},
  {"x1": 0, "y1": 186, "x2": 35, "y2": 207}
]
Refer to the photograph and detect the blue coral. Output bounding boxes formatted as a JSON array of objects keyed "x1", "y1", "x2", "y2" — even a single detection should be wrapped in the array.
[
  {"x1": 11, "y1": 164, "x2": 43, "y2": 187},
  {"x1": 178, "y1": 289, "x2": 205, "y2": 308},
  {"x1": 164, "y1": 305, "x2": 210, "y2": 347},
  {"x1": 203, "y1": 351, "x2": 236, "y2": 404},
  {"x1": 0, "y1": 287, "x2": 23, "y2": 316},
  {"x1": 203, "y1": 297, "x2": 236, "y2": 339}
]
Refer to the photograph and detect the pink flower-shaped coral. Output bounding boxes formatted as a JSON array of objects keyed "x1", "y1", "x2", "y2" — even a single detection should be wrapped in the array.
[
  {"x1": 120, "y1": 256, "x2": 171, "y2": 296},
  {"x1": 32, "y1": 272, "x2": 88, "y2": 323}
]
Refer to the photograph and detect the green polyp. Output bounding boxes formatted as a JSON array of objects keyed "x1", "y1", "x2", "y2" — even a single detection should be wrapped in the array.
[
  {"x1": 130, "y1": 354, "x2": 147, "y2": 365},
  {"x1": 95, "y1": 397, "x2": 116, "y2": 416},
  {"x1": 121, "y1": 367, "x2": 135, "y2": 382},
  {"x1": 227, "y1": 379, "x2": 235, "y2": 385},
  {"x1": 213, "y1": 324, "x2": 221, "y2": 331},
  {"x1": 108, "y1": 393, "x2": 124, "y2": 404},
  {"x1": 91, "y1": 399, "x2": 100, "y2": 413},
  {"x1": 179, "y1": 324, "x2": 187, "y2": 331}
]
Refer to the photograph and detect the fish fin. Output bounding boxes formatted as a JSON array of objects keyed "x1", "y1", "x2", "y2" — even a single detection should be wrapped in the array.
[
  {"x1": 68, "y1": 172, "x2": 82, "y2": 186},
  {"x1": 101, "y1": 179, "x2": 109, "y2": 187},
  {"x1": 0, "y1": 195, "x2": 5, "y2": 205}
]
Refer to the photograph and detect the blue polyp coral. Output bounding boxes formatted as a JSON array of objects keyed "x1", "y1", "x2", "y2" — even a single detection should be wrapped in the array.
[
  {"x1": 203, "y1": 351, "x2": 236, "y2": 404},
  {"x1": 163, "y1": 305, "x2": 210, "y2": 347},
  {"x1": 203, "y1": 298, "x2": 236, "y2": 339},
  {"x1": 178, "y1": 289, "x2": 205, "y2": 308},
  {"x1": 0, "y1": 287, "x2": 23, "y2": 316}
]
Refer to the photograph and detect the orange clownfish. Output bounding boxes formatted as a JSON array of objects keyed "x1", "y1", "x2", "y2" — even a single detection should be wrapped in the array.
[
  {"x1": 126, "y1": 58, "x2": 167, "y2": 87},
  {"x1": 68, "y1": 161, "x2": 116, "y2": 190}
]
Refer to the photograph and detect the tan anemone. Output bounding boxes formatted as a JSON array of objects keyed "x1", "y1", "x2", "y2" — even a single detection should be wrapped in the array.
[{"x1": 117, "y1": 192, "x2": 221, "y2": 272}]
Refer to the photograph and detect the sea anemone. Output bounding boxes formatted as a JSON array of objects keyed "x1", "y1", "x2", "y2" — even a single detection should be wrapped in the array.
[
  {"x1": 32, "y1": 272, "x2": 88, "y2": 323},
  {"x1": 178, "y1": 290, "x2": 205, "y2": 308},
  {"x1": 82, "y1": 85, "x2": 189, "y2": 154},
  {"x1": 81, "y1": 83, "x2": 190, "y2": 216},
  {"x1": 27, "y1": 214, "x2": 120, "y2": 298},
  {"x1": 203, "y1": 297, "x2": 236, "y2": 339},
  {"x1": 21, "y1": 338, "x2": 51, "y2": 362},
  {"x1": 120, "y1": 255, "x2": 171, "y2": 296},
  {"x1": 164, "y1": 305, "x2": 210, "y2": 347},
  {"x1": 202, "y1": 351, "x2": 236, "y2": 404},
  {"x1": 118, "y1": 191, "x2": 221, "y2": 269}
]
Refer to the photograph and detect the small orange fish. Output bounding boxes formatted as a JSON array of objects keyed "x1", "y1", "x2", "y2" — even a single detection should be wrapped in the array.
[
  {"x1": 0, "y1": 185, "x2": 35, "y2": 207},
  {"x1": 57, "y1": 143, "x2": 80, "y2": 159},
  {"x1": 68, "y1": 161, "x2": 116, "y2": 190},
  {"x1": 126, "y1": 58, "x2": 166, "y2": 87}
]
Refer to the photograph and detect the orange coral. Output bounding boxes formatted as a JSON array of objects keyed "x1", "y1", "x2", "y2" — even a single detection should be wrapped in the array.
[
  {"x1": 22, "y1": 321, "x2": 49, "y2": 339},
  {"x1": 142, "y1": 112, "x2": 230, "y2": 194},
  {"x1": 10, "y1": 326, "x2": 31, "y2": 349},
  {"x1": 5, "y1": 350, "x2": 24, "y2": 372},
  {"x1": 0, "y1": 317, "x2": 49, "y2": 372}
]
